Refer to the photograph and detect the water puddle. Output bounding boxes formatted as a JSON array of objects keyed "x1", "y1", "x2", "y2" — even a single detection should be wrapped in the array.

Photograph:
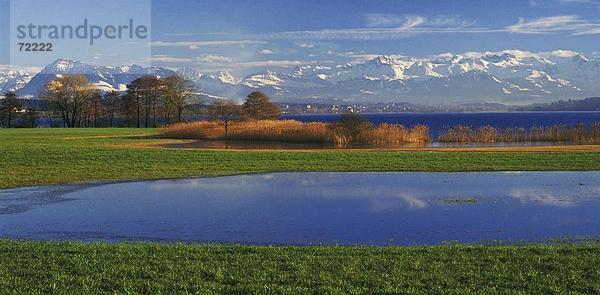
[{"x1": 1, "y1": 172, "x2": 599, "y2": 245}]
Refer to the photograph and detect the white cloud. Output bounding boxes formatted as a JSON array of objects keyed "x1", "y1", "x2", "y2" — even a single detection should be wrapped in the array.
[
  {"x1": 459, "y1": 49, "x2": 581, "y2": 59},
  {"x1": 259, "y1": 49, "x2": 274, "y2": 55},
  {"x1": 151, "y1": 55, "x2": 192, "y2": 63},
  {"x1": 299, "y1": 43, "x2": 315, "y2": 48},
  {"x1": 506, "y1": 15, "x2": 600, "y2": 35},
  {"x1": 266, "y1": 14, "x2": 490, "y2": 40},
  {"x1": 191, "y1": 54, "x2": 321, "y2": 69},
  {"x1": 365, "y1": 14, "x2": 427, "y2": 28},
  {"x1": 151, "y1": 40, "x2": 267, "y2": 50},
  {"x1": 228, "y1": 60, "x2": 320, "y2": 68},
  {"x1": 197, "y1": 55, "x2": 233, "y2": 63},
  {"x1": 556, "y1": 0, "x2": 600, "y2": 5},
  {"x1": 0, "y1": 65, "x2": 42, "y2": 74}
]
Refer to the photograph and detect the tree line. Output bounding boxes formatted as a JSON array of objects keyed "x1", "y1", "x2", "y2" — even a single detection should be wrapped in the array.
[
  {"x1": 0, "y1": 73, "x2": 281, "y2": 128},
  {"x1": 0, "y1": 91, "x2": 38, "y2": 128}
]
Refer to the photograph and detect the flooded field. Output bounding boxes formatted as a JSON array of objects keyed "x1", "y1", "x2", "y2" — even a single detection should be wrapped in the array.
[{"x1": 1, "y1": 172, "x2": 599, "y2": 245}]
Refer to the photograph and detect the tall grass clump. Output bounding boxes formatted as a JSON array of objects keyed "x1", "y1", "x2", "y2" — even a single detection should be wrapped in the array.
[
  {"x1": 162, "y1": 120, "x2": 331, "y2": 143},
  {"x1": 438, "y1": 122, "x2": 600, "y2": 144},
  {"x1": 159, "y1": 121, "x2": 223, "y2": 140},
  {"x1": 327, "y1": 114, "x2": 430, "y2": 145},
  {"x1": 369, "y1": 124, "x2": 430, "y2": 144},
  {"x1": 161, "y1": 117, "x2": 431, "y2": 145},
  {"x1": 227, "y1": 120, "x2": 330, "y2": 142},
  {"x1": 163, "y1": 120, "x2": 598, "y2": 145}
]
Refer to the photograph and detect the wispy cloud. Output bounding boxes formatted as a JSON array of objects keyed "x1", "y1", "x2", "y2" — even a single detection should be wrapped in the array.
[
  {"x1": 556, "y1": 0, "x2": 600, "y2": 5},
  {"x1": 151, "y1": 55, "x2": 192, "y2": 63},
  {"x1": 151, "y1": 40, "x2": 267, "y2": 50},
  {"x1": 197, "y1": 54, "x2": 233, "y2": 63},
  {"x1": 365, "y1": 14, "x2": 427, "y2": 28},
  {"x1": 0, "y1": 65, "x2": 42, "y2": 74},
  {"x1": 266, "y1": 14, "x2": 490, "y2": 40},
  {"x1": 506, "y1": 15, "x2": 600, "y2": 34}
]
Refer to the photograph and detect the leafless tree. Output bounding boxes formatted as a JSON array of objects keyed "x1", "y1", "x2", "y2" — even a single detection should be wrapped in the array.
[
  {"x1": 209, "y1": 99, "x2": 242, "y2": 136},
  {"x1": 163, "y1": 75, "x2": 197, "y2": 123},
  {"x1": 0, "y1": 91, "x2": 23, "y2": 128},
  {"x1": 42, "y1": 74, "x2": 94, "y2": 128}
]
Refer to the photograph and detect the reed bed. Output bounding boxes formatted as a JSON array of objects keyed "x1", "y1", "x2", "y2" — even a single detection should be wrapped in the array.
[
  {"x1": 163, "y1": 120, "x2": 600, "y2": 145},
  {"x1": 162, "y1": 120, "x2": 331, "y2": 143},
  {"x1": 227, "y1": 120, "x2": 331, "y2": 143},
  {"x1": 159, "y1": 121, "x2": 225, "y2": 140},
  {"x1": 161, "y1": 120, "x2": 431, "y2": 144},
  {"x1": 438, "y1": 123, "x2": 600, "y2": 144},
  {"x1": 367, "y1": 124, "x2": 430, "y2": 144}
]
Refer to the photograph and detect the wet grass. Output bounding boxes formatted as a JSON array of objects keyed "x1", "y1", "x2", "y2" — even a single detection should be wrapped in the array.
[
  {"x1": 1, "y1": 129, "x2": 600, "y2": 293},
  {"x1": 0, "y1": 240, "x2": 599, "y2": 294},
  {"x1": 1, "y1": 128, "x2": 600, "y2": 189}
]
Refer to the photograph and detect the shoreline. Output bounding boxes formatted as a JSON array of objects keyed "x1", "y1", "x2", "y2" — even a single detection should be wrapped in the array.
[{"x1": 134, "y1": 140, "x2": 600, "y2": 152}]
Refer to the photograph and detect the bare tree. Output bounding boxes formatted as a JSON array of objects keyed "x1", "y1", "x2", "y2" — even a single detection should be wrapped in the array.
[
  {"x1": 42, "y1": 75, "x2": 94, "y2": 128},
  {"x1": 163, "y1": 75, "x2": 196, "y2": 123},
  {"x1": 127, "y1": 76, "x2": 162, "y2": 127},
  {"x1": 209, "y1": 99, "x2": 242, "y2": 137},
  {"x1": 90, "y1": 90, "x2": 102, "y2": 127},
  {"x1": 101, "y1": 91, "x2": 120, "y2": 128},
  {"x1": 25, "y1": 107, "x2": 38, "y2": 128},
  {"x1": 0, "y1": 91, "x2": 23, "y2": 128}
]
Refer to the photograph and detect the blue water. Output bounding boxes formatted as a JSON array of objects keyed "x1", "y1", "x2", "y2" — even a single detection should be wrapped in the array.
[
  {"x1": 1, "y1": 172, "x2": 599, "y2": 245},
  {"x1": 283, "y1": 112, "x2": 600, "y2": 137}
]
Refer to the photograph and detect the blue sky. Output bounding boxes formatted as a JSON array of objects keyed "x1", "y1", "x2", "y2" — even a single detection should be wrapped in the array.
[{"x1": 2, "y1": 0, "x2": 600, "y2": 74}]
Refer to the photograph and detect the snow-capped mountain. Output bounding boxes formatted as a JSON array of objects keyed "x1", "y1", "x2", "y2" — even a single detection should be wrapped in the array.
[
  {"x1": 17, "y1": 59, "x2": 176, "y2": 97},
  {"x1": 181, "y1": 49, "x2": 600, "y2": 104},
  {"x1": 3, "y1": 50, "x2": 600, "y2": 104},
  {"x1": 0, "y1": 70, "x2": 33, "y2": 94}
]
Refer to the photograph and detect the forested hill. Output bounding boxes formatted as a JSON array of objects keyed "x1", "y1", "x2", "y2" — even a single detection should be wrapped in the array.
[{"x1": 519, "y1": 97, "x2": 600, "y2": 111}]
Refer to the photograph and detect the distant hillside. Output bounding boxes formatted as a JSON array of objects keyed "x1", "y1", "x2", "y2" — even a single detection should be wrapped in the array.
[{"x1": 519, "y1": 97, "x2": 600, "y2": 111}]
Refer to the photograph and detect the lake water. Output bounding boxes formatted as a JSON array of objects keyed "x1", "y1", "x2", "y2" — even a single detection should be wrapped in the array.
[
  {"x1": 1, "y1": 172, "x2": 599, "y2": 245},
  {"x1": 283, "y1": 112, "x2": 600, "y2": 137}
]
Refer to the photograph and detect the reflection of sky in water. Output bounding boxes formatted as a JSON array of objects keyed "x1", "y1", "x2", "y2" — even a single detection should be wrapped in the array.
[{"x1": 1, "y1": 172, "x2": 599, "y2": 245}]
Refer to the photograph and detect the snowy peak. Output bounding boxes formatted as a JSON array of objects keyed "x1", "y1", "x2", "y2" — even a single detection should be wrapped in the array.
[
  {"x1": 14, "y1": 59, "x2": 176, "y2": 97},
  {"x1": 0, "y1": 70, "x2": 33, "y2": 94},
  {"x1": 214, "y1": 71, "x2": 238, "y2": 84},
  {"x1": 242, "y1": 70, "x2": 284, "y2": 88},
  {"x1": 177, "y1": 67, "x2": 203, "y2": 80},
  {"x1": 4, "y1": 50, "x2": 600, "y2": 104}
]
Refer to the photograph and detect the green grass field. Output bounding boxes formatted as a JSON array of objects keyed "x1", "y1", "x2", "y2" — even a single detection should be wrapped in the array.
[
  {"x1": 1, "y1": 128, "x2": 599, "y2": 189},
  {"x1": 1, "y1": 128, "x2": 600, "y2": 293},
  {"x1": 1, "y1": 241, "x2": 599, "y2": 294}
]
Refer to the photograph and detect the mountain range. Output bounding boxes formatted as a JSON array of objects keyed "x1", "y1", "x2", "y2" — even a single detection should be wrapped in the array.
[{"x1": 2, "y1": 49, "x2": 600, "y2": 105}]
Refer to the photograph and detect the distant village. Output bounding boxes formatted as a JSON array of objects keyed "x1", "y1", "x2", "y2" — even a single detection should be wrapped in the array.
[{"x1": 279, "y1": 97, "x2": 600, "y2": 114}]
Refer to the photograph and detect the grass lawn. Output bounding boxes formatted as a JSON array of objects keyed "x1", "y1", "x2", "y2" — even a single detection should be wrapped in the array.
[
  {"x1": 1, "y1": 128, "x2": 600, "y2": 293},
  {"x1": 1, "y1": 241, "x2": 600, "y2": 294},
  {"x1": 1, "y1": 128, "x2": 599, "y2": 189}
]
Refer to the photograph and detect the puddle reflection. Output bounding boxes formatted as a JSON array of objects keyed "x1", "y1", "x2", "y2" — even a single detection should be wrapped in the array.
[{"x1": 0, "y1": 172, "x2": 599, "y2": 245}]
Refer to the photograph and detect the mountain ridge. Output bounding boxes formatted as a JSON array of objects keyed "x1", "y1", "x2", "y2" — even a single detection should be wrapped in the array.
[{"x1": 2, "y1": 49, "x2": 599, "y2": 105}]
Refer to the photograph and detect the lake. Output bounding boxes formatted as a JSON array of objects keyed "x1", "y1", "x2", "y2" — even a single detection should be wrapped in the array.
[
  {"x1": 283, "y1": 112, "x2": 600, "y2": 137},
  {"x1": 1, "y1": 172, "x2": 599, "y2": 245}
]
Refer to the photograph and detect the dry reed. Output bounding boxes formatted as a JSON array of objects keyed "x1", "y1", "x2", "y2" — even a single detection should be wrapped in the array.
[
  {"x1": 161, "y1": 120, "x2": 431, "y2": 144},
  {"x1": 439, "y1": 123, "x2": 600, "y2": 144},
  {"x1": 162, "y1": 120, "x2": 331, "y2": 143},
  {"x1": 162, "y1": 121, "x2": 599, "y2": 145}
]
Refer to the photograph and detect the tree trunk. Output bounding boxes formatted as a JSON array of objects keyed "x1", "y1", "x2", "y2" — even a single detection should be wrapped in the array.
[{"x1": 136, "y1": 103, "x2": 141, "y2": 128}]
